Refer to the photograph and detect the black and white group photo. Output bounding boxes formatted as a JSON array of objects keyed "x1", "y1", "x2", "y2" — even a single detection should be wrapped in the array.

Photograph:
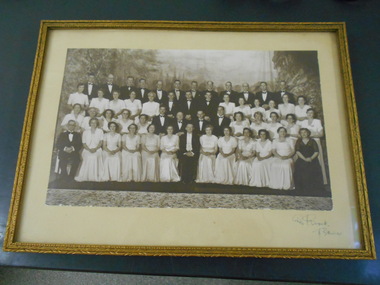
[{"x1": 46, "y1": 49, "x2": 332, "y2": 210}]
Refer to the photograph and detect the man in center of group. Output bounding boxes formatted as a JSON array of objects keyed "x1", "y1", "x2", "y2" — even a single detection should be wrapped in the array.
[
  {"x1": 152, "y1": 105, "x2": 172, "y2": 136},
  {"x1": 179, "y1": 123, "x2": 200, "y2": 184},
  {"x1": 170, "y1": 79, "x2": 186, "y2": 103}
]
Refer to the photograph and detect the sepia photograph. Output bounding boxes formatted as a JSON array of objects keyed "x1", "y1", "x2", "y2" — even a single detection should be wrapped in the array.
[{"x1": 46, "y1": 48, "x2": 332, "y2": 210}]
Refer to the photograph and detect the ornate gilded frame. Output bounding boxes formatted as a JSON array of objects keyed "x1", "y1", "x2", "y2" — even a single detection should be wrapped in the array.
[{"x1": 3, "y1": 20, "x2": 375, "y2": 259}]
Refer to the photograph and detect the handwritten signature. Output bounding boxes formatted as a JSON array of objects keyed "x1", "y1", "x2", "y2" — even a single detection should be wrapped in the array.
[{"x1": 292, "y1": 215, "x2": 342, "y2": 237}]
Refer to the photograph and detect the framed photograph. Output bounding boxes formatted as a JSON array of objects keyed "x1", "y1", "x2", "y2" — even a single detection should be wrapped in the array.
[{"x1": 4, "y1": 20, "x2": 375, "y2": 259}]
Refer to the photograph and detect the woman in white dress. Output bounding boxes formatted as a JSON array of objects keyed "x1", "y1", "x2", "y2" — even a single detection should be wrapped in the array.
[
  {"x1": 251, "y1": 98, "x2": 266, "y2": 121},
  {"x1": 234, "y1": 128, "x2": 256, "y2": 186},
  {"x1": 137, "y1": 114, "x2": 149, "y2": 135},
  {"x1": 269, "y1": 127, "x2": 295, "y2": 190},
  {"x1": 67, "y1": 83, "x2": 89, "y2": 114},
  {"x1": 159, "y1": 125, "x2": 180, "y2": 182},
  {"x1": 101, "y1": 122, "x2": 122, "y2": 182},
  {"x1": 265, "y1": 100, "x2": 280, "y2": 123},
  {"x1": 250, "y1": 129, "x2": 273, "y2": 187},
  {"x1": 278, "y1": 94, "x2": 295, "y2": 125},
  {"x1": 250, "y1": 111, "x2": 268, "y2": 139},
  {"x1": 117, "y1": 109, "x2": 134, "y2": 135},
  {"x1": 233, "y1": 97, "x2": 251, "y2": 121},
  {"x1": 295, "y1": 96, "x2": 311, "y2": 126},
  {"x1": 75, "y1": 118, "x2": 104, "y2": 182},
  {"x1": 141, "y1": 124, "x2": 160, "y2": 182},
  {"x1": 230, "y1": 112, "x2": 250, "y2": 140},
  {"x1": 100, "y1": 109, "x2": 116, "y2": 133},
  {"x1": 219, "y1": 94, "x2": 236, "y2": 119},
  {"x1": 196, "y1": 125, "x2": 218, "y2": 183},
  {"x1": 285, "y1": 113, "x2": 300, "y2": 147},
  {"x1": 108, "y1": 90, "x2": 125, "y2": 118},
  {"x1": 266, "y1": 112, "x2": 283, "y2": 140},
  {"x1": 300, "y1": 108, "x2": 328, "y2": 184},
  {"x1": 124, "y1": 91, "x2": 142, "y2": 123},
  {"x1": 89, "y1": 89, "x2": 109, "y2": 115},
  {"x1": 215, "y1": 127, "x2": 238, "y2": 185},
  {"x1": 121, "y1": 123, "x2": 141, "y2": 182},
  {"x1": 61, "y1": 103, "x2": 84, "y2": 132}
]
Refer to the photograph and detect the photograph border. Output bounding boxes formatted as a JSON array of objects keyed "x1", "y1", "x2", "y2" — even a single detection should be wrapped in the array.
[{"x1": 3, "y1": 20, "x2": 375, "y2": 259}]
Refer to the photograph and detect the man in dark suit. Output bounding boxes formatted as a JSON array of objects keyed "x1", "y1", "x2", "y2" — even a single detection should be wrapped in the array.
[
  {"x1": 180, "y1": 91, "x2": 198, "y2": 121},
  {"x1": 212, "y1": 106, "x2": 232, "y2": 137},
  {"x1": 219, "y1": 81, "x2": 239, "y2": 103},
  {"x1": 102, "y1": 74, "x2": 119, "y2": 100},
  {"x1": 163, "y1": 91, "x2": 180, "y2": 119},
  {"x1": 154, "y1": 80, "x2": 168, "y2": 104},
  {"x1": 172, "y1": 111, "x2": 188, "y2": 136},
  {"x1": 201, "y1": 81, "x2": 218, "y2": 99},
  {"x1": 255, "y1": 81, "x2": 275, "y2": 110},
  {"x1": 56, "y1": 120, "x2": 82, "y2": 180},
  {"x1": 152, "y1": 106, "x2": 172, "y2": 136},
  {"x1": 238, "y1": 82, "x2": 255, "y2": 107},
  {"x1": 274, "y1": 80, "x2": 296, "y2": 105},
  {"x1": 120, "y1": 76, "x2": 136, "y2": 99},
  {"x1": 193, "y1": 110, "x2": 210, "y2": 135},
  {"x1": 198, "y1": 91, "x2": 218, "y2": 119},
  {"x1": 179, "y1": 123, "x2": 200, "y2": 184},
  {"x1": 83, "y1": 73, "x2": 98, "y2": 101},
  {"x1": 170, "y1": 79, "x2": 186, "y2": 103},
  {"x1": 189, "y1": 81, "x2": 202, "y2": 103},
  {"x1": 136, "y1": 78, "x2": 150, "y2": 103}
]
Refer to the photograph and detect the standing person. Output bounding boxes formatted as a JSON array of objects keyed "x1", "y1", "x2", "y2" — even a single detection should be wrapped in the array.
[
  {"x1": 141, "y1": 124, "x2": 160, "y2": 182},
  {"x1": 189, "y1": 81, "x2": 202, "y2": 103},
  {"x1": 67, "y1": 83, "x2": 89, "y2": 113},
  {"x1": 60, "y1": 103, "x2": 84, "y2": 132},
  {"x1": 239, "y1": 82, "x2": 255, "y2": 106},
  {"x1": 250, "y1": 129, "x2": 273, "y2": 187},
  {"x1": 152, "y1": 106, "x2": 172, "y2": 136},
  {"x1": 172, "y1": 111, "x2": 188, "y2": 136},
  {"x1": 249, "y1": 111, "x2": 267, "y2": 139},
  {"x1": 154, "y1": 80, "x2": 168, "y2": 104},
  {"x1": 179, "y1": 123, "x2": 200, "y2": 184},
  {"x1": 141, "y1": 92, "x2": 160, "y2": 121},
  {"x1": 120, "y1": 76, "x2": 136, "y2": 99},
  {"x1": 75, "y1": 118, "x2": 104, "y2": 182},
  {"x1": 121, "y1": 124, "x2": 142, "y2": 182},
  {"x1": 201, "y1": 81, "x2": 218, "y2": 99},
  {"x1": 300, "y1": 108, "x2": 327, "y2": 184},
  {"x1": 100, "y1": 109, "x2": 116, "y2": 133},
  {"x1": 56, "y1": 120, "x2": 82, "y2": 180},
  {"x1": 193, "y1": 110, "x2": 208, "y2": 135},
  {"x1": 199, "y1": 91, "x2": 218, "y2": 118},
  {"x1": 136, "y1": 78, "x2": 150, "y2": 103},
  {"x1": 255, "y1": 81, "x2": 275, "y2": 110},
  {"x1": 269, "y1": 127, "x2": 295, "y2": 190},
  {"x1": 278, "y1": 94, "x2": 295, "y2": 125},
  {"x1": 212, "y1": 106, "x2": 231, "y2": 137},
  {"x1": 170, "y1": 79, "x2": 186, "y2": 103},
  {"x1": 275, "y1": 80, "x2": 296, "y2": 105},
  {"x1": 102, "y1": 74, "x2": 119, "y2": 100},
  {"x1": 294, "y1": 128, "x2": 324, "y2": 194},
  {"x1": 220, "y1": 81, "x2": 239, "y2": 103},
  {"x1": 101, "y1": 122, "x2": 122, "y2": 182},
  {"x1": 219, "y1": 94, "x2": 235, "y2": 119},
  {"x1": 234, "y1": 128, "x2": 256, "y2": 186},
  {"x1": 196, "y1": 125, "x2": 218, "y2": 183},
  {"x1": 83, "y1": 73, "x2": 98, "y2": 101},
  {"x1": 266, "y1": 112, "x2": 283, "y2": 140},
  {"x1": 137, "y1": 114, "x2": 150, "y2": 135},
  {"x1": 230, "y1": 112, "x2": 250, "y2": 140},
  {"x1": 108, "y1": 90, "x2": 126, "y2": 118},
  {"x1": 117, "y1": 109, "x2": 134, "y2": 135},
  {"x1": 160, "y1": 125, "x2": 180, "y2": 182},
  {"x1": 180, "y1": 91, "x2": 198, "y2": 121},
  {"x1": 234, "y1": 97, "x2": 252, "y2": 121},
  {"x1": 124, "y1": 90, "x2": 142, "y2": 122},
  {"x1": 163, "y1": 91, "x2": 180, "y2": 119},
  {"x1": 89, "y1": 89, "x2": 109, "y2": 115},
  {"x1": 215, "y1": 127, "x2": 238, "y2": 185},
  {"x1": 294, "y1": 96, "x2": 311, "y2": 125}
]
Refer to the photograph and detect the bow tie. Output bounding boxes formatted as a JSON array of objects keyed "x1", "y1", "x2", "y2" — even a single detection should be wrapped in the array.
[
  {"x1": 157, "y1": 89, "x2": 162, "y2": 91},
  {"x1": 178, "y1": 121, "x2": 182, "y2": 123},
  {"x1": 199, "y1": 119, "x2": 204, "y2": 122},
  {"x1": 187, "y1": 100, "x2": 191, "y2": 102},
  {"x1": 107, "y1": 83, "x2": 112, "y2": 85},
  {"x1": 244, "y1": 92, "x2": 248, "y2": 94},
  {"x1": 68, "y1": 132, "x2": 74, "y2": 134},
  {"x1": 160, "y1": 115, "x2": 165, "y2": 117},
  {"x1": 219, "y1": 116, "x2": 224, "y2": 118},
  {"x1": 262, "y1": 91, "x2": 267, "y2": 94}
]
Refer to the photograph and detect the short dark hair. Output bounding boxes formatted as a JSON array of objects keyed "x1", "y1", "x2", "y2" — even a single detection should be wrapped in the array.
[
  {"x1": 258, "y1": 129, "x2": 269, "y2": 138},
  {"x1": 297, "y1": 95, "x2": 307, "y2": 104},
  {"x1": 277, "y1": 126, "x2": 287, "y2": 133},
  {"x1": 128, "y1": 123, "x2": 138, "y2": 131},
  {"x1": 108, "y1": 121, "x2": 119, "y2": 131},
  {"x1": 299, "y1": 128, "x2": 311, "y2": 136},
  {"x1": 270, "y1": 111, "x2": 279, "y2": 119},
  {"x1": 103, "y1": 109, "x2": 115, "y2": 117},
  {"x1": 243, "y1": 127, "x2": 253, "y2": 137},
  {"x1": 77, "y1": 83, "x2": 85, "y2": 88},
  {"x1": 286, "y1": 113, "x2": 297, "y2": 121},
  {"x1": 233, "y1": 111, "x2": 244, "y2": 120}
]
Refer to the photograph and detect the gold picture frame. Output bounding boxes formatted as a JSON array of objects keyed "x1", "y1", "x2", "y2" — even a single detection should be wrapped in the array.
[{"x1": 3, "y1": 20, "x2": 375, "y2": 259}]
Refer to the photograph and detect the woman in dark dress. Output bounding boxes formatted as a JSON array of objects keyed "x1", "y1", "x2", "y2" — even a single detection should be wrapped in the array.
[{"x1": 294, "y1": 128, "x2": 324, "y2": 194}]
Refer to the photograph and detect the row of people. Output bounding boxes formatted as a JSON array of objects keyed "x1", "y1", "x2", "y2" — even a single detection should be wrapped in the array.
[
  {"x1": 56, "y1": 119, "x2": 325, "y2": 193},
  {"x1": 69, "y1": 77, "x2": 296, "y2": 109}
]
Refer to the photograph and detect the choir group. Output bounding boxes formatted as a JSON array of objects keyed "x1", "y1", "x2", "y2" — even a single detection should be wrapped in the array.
[{"x1": 55, "y1": 74, "x2": 327, "y2": 192}]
